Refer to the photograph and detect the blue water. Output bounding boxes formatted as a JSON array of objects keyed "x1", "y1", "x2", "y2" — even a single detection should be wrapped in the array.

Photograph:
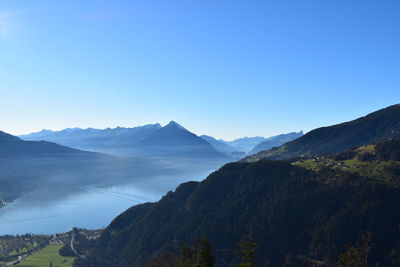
[{"x1": 0, "y1": 172, "x2": 208, "y2": 235}]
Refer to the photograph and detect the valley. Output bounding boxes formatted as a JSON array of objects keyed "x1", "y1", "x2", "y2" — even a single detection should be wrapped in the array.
[
  {"x1": 79, "y1": 138, "x2": 400, "y2": 266},
  {"x1": 1, "y1": 106, "x2": 400, "y2": 266},
  {"x1": 2, "y1": 1, "x2": 398, "y2": 265}
]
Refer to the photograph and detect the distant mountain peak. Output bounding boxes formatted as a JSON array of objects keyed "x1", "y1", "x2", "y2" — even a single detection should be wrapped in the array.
[{"x1": 165, "y1": 121, "x2": 186, "y2": 131}]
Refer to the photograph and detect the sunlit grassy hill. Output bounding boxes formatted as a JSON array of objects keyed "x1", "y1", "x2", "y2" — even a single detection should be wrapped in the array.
[{"x1": 293, "y1": 140, "x2": 400, "y2": 184}]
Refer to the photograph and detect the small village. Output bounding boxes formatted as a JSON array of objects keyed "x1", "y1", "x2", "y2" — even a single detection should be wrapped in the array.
[{"x1": 0, "y1": 228, "x2": 102, "y2": 266}]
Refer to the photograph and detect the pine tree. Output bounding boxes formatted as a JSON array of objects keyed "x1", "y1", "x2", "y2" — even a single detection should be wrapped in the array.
[
  {"x1": 197, "y1": 238, "x2": 215, "y2": 267},
  {"x1": 236, "y1": 239, "x2": 258, "y2": 267},
  {"x1": 337, "y1": 232, "x2": 373, "y2": 267},
  {"x1": 179, "y1": 245, "x2": 197, "y2": 267}
]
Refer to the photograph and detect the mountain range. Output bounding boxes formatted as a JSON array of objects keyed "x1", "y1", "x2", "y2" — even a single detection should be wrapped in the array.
[
  {"x1": 21, "y1": 121, "x2": 302, "y2": 159},
  {"x1": 76, "y1": 104, "x2": 400, "y2": 267},
  {"x1": 20, "y1": 123, "x2": 162, "y2": 155},
  {"x1": 5, "y1": 104, "x2": 400, "y2": 266},
  {"x1": 21, "y1": 121, "x2": 230, "y2": 161}
]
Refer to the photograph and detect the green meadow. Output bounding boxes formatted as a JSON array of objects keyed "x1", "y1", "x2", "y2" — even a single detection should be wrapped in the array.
[{"x1": 16, "y1": 245, "x2": 74, "y2": 267}]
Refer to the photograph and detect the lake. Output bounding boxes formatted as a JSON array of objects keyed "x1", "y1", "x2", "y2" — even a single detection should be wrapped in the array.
[{"x1": 0, "y1": 171, "x2": 210, "y2": 235}]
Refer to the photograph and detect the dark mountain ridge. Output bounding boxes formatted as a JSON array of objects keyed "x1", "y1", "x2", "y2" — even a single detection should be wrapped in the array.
[{"x1": 245, "y1": 104, "x2": 400, "y2": 161}]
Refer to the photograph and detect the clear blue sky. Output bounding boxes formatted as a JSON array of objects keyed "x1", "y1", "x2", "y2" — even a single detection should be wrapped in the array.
[{"x1": 0, "y1": 0, "x2": 399, "y2": 140}]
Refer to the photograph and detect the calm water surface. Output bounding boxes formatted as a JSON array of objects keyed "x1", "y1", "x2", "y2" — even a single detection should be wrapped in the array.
[{"x1": 0, "y1": 172, "x2": 209, "y2": 235}]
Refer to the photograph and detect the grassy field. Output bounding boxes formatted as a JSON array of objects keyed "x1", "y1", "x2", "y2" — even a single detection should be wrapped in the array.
[{"x1": 16, "y1": 245, "x2": 74, "y2": 267}]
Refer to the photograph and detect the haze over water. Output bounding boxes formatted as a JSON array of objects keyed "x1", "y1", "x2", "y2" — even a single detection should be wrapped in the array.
[{"x1": 0, "y1": 171, "x2": 209, "y2": 235}]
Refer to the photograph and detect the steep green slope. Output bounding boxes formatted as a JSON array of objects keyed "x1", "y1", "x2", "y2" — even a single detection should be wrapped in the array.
[
  {"x1": 245, "y1": 104, "x2": 400, "y2": 161},
  {"x1": 79, "y1": 140, "x2": 400, "y2": 266}
]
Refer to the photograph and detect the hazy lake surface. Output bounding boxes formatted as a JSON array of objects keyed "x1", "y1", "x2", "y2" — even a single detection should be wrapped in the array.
[{"x1": 0, "y1": 172, "x2": 210, "y2": 235}]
